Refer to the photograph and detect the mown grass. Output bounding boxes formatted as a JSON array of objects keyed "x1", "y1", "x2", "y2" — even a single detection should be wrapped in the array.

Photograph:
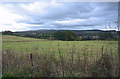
[{"x1": 2, "y1": 35, "x2": 119, "y2": 77}]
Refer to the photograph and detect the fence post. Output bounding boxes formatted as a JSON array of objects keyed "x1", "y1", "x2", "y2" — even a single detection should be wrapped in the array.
[
  {"x1": 30, "y1": 53, "x2": 33, "y2": 66},
  {"x1": 102, "y1": 46, "x2": 103, "y2": 57}
]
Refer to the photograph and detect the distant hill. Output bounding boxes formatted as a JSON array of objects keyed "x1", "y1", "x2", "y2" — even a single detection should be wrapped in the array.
[
  {"x1": 15, "y1": 29, "x2": 117, "y2": 35},
  {"x1": 3, "y1": 29, "x2": 117, "y2": 41}
]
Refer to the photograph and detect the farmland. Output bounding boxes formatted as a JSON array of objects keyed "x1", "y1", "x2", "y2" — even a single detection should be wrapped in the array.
[{"x1": 2, "y1": 35, "x2": 118, "y2": 77}]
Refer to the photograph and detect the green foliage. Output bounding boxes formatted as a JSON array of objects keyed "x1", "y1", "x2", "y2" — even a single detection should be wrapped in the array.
[
  {"x1": 53, "y1": 31, "x2": 77, "y2": 41},
  {"x1": 2, "y1": 30, "x2": 118, "y2": 41},
  {"x1": 2, "y1": 31, "x2": 13, "y2": 35},
  {"x1": 99, "y1": 33, "x2": 116, "y2": 40}
]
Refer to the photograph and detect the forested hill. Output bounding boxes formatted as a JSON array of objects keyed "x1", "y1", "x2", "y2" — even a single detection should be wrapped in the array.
[
  {"x1": 15, "y1": 29, "x2": 116, "y2": 34},
  {"x1": 2, "y1": 30, "x2": 118, "y2": 41}
]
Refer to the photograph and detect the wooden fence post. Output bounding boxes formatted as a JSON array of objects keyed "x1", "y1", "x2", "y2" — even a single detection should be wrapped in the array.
[
  {"x1": 30, "y1": 53, "x2": 33, "y2": 66},
  {"x1": 102, "y1": 46, "x2": 103, "y2": 57}
]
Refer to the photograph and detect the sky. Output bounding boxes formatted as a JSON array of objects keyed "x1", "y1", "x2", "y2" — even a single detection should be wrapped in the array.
[{"x1": 0, "y1": 1, "x2": 118, "y2": 32}]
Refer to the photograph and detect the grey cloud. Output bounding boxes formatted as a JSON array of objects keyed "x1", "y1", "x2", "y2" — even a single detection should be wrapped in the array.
[
  {"x1": 27, "y1": 23, "x2": 44, "y2": 25},
  {"x1": 1, "y1": 2, "x2": 118, "y2": 30}
]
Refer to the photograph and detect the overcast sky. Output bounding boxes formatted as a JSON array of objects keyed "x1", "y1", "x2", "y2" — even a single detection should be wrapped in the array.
[{"x1": 0, "y1": 1, "x2": 118, "y2": 32}]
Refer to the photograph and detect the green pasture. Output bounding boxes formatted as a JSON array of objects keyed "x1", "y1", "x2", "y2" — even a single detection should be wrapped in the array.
[
  {"x1": 2, "y1": 35, "x2": 118, "y2": 59},
  {"x1": 2, "y1": 35, "x2": 119, "y2": 77}
]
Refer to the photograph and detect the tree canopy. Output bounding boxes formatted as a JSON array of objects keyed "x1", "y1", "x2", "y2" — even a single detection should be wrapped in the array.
[
  {"x1": 2, "y1": 31, "x2": 13, "y2": 35},
  {"x1": 53, "y1": 31, "x2": 77, "y2": 41}
]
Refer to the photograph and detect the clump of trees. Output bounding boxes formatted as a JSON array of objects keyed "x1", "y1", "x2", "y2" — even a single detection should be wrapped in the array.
[
  {"x1": 2, "y1": 31, "x2": 13, "y2": 35},
  {"x1": 99, "y1": 33, "x2": 117, "y2": 40},
  {"x1": 53, "y1": 31, "x2": 77, "y2": 41},
  {"x1": 24, "y1": 33, "x2": 51, "y2": 39}
]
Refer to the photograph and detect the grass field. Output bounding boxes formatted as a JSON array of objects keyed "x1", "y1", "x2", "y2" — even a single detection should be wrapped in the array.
[{"x1": 2, "y1": 35, "x2": 119, "y2": 77}]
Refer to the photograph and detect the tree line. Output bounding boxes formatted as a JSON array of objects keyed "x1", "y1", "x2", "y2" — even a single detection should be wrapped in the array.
[{"x1": 2, "y1": 30, "x2": 117, "y2": 41}]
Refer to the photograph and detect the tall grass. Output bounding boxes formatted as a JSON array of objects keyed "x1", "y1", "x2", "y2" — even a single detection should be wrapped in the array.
[
  {"x1": 2, "y1": 41, "x2": 119, "y2": 77},
  {"x1": 2, "y1": 35, "x2": 118, "y2": 77}
]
